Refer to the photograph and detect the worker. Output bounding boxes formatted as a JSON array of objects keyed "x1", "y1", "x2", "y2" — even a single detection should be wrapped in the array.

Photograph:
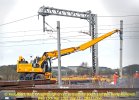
[
  {"x1": 20, "y1": 57, "x2": 26, "y2": 63},
  {"x1": 30, "y1": 56, "x2": 33, "y2": 64},
  {"x1": 113, "y1": 72, "x2": 119, "y2": 85},
  {"x1": 133, "y1": 71, "x2": 139, "y2": 78}
]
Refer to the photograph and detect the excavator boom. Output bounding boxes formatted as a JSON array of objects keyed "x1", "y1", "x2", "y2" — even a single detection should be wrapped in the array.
[
  {"x1": 78, "y1": 29, "x2": 119, "y2": 51},
  {"x1": 44, "y1": 29, "x2": 119, "y2": 59}
]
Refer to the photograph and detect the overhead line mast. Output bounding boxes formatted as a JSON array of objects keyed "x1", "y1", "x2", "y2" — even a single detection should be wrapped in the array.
[{"x1": 38, "y1": 6, "x2": 98, "y2": 76}]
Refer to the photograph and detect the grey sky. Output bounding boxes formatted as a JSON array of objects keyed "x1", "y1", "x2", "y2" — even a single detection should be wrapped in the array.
[
  {"x1": 0, "y1": 0, "x2": 16, "y2": 64},
  {"x1": 0, "y1": 0, "x2": 139, "y2": 69},
  {"x1": 101, "y1": 0, "x2": 139, "y2": 67}
]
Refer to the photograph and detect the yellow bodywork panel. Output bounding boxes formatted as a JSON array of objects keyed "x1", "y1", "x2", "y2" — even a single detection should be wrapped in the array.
[
  {"x1": 47, "y1": 47, "x2": 78, "y2": 58},
  {"x1": 17, "y1": 63, "x2": 43, "y2": 73}
]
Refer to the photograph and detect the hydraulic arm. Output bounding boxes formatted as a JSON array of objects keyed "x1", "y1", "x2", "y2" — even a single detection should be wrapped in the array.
[{"x1": 37, "y1": 29, "x2": 119, "y2": 66}]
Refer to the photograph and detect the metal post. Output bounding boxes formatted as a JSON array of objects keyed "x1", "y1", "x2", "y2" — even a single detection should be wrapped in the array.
[
  {"x1": 57, "y1": 21, "x2": 62, "y2": 88},
  {"x1": 89, "y1": 11, "x2": 96, "y2": 76},
  {"x1": 89, "y1": 11, "x2": 93, "y2": 76},
  {"x1": 120, "y1": 20, "x2": 123, "y2": 77},
  {"x1": 92, "y1": 19, "x2": 96, "y2": 76},
  {"x1": 94, "y1": 14, "x2": 99, "y2": 75},
  {"x1": 43, "y1": 16, "x2": 45, "y2": 32},
  {"x1": 89, "y1": 11, "x2": 92, "y2": 37}
]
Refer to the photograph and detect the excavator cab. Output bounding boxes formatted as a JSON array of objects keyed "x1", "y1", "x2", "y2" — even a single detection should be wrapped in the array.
[
  {"x1": 31, "y1": 56, "x2": 52, "y2": 73},
  {"x1": 40, "y1": 58, "x2": 52, "y2": 79},
  {"x1": 41, "y1": 58, "x2": 52, "y2": 73},
  {"x1": 32, "y1": 57, "x2": 41, "y2": 68}
]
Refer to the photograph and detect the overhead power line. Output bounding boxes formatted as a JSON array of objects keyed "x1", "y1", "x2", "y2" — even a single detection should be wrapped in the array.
[
  {"x1": 0, "y1": 15, "x2": 37, "y2": 27},
  {"x1": 1, "y1": 34, "x2": 139, "y2": 44},
  {"x1": 0, "y1": 13, "x2": 139, "y2": 28},
  {"x1": 1, "y1": 28, "x2": 139, "y2": 39},
  {"x1": 0, "y1": 33, "x2": 45, "y2": 39},
  {"x1": 0, "y1": 29, "x2": 42, "y2": 35},
  {"x1": 124, "y1": 26, "x2": 139, "y2": 29},
  {"x1": 123, "y1": 23, "x2": 139, "y2": 26},
  {"x1": 0, "y1": 26, "x2": 139, "y2": 36},
  {"x1": 0, "y1": 14, "x2": 138, "y2": 29},
  {"x1": 1, "y1": 37, "x2": 139, "y2": 48},
  {"x1": 98, "y1": 14, "x2": 139, "y2": 17}
]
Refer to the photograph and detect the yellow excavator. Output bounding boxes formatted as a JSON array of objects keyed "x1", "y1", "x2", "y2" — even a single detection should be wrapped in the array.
[{"x1": 17, "y1": 29, "x2": 119, "y2": 80}]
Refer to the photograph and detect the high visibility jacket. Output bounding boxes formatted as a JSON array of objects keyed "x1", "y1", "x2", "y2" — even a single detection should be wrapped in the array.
[
  {"x1": 133, "y1": 73, "x2": 139, "y2": 78},
  {"x1": 113, "y1": 74, "x2": 119, "y2": 85}
]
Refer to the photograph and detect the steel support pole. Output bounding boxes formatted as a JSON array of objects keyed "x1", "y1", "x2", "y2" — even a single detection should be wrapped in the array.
[
  {"x1": 92, "y1": 25, "x2": 96, "y2": 76},
  {"x1": 120, "y1": 20, "x2": 123, "y2": 77},
  {"x1": 57, "y1": 21, "x2": 62, "y2": 88},
  {"x1": 89, "y1": 11, "x2": 96, "y2": 76},
  {"x1": 94, "y1": 14, "x2": 99, "y2": 75},
  {"x1": 89, "y1": 11, "x2": 93, "y2": 76},
  {"x1": 43, "y1": 16, "x2": 45, "y2": 32}
]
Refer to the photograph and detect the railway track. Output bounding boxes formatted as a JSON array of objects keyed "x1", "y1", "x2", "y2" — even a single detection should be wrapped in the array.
[
  {"x1": 0, "y1": 87, "x2": 139, "y2": 92},
  {"x1": 0, "y1": 87, "x2": 139, "y2": 100},
  {"x1": 0, "y1": 80, "x2": 56, "y2": 88},
  {"x1": 0, "y1": 80, "x2": 139, "y2": 92},
  {"x1": 0, "y1": 80, "x2": 139, "y2": 100}
]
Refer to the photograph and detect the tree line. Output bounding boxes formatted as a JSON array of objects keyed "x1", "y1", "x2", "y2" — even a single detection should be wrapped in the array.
[{"x1": 0, "y1": 64, "x2": 139, "y2": 80}]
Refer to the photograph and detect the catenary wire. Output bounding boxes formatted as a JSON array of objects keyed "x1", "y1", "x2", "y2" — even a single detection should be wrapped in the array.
[
  {"x1": 0, "y1": 15, "x2": 37, "y2": 27},
  {"x1": 0, "y1": 13, "x2": 139, "y2": 28},
  {"x1": 0, "y1": 37, "x2": 139, "y2": 47},
  {"x1": 1, "y1": 35, "x2": 139, "y2": 44}
]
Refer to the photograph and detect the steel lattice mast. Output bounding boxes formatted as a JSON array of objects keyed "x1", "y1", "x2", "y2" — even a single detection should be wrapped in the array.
[{"x1": 38, "y1": 6, "x2": 98, "y2": 76}]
